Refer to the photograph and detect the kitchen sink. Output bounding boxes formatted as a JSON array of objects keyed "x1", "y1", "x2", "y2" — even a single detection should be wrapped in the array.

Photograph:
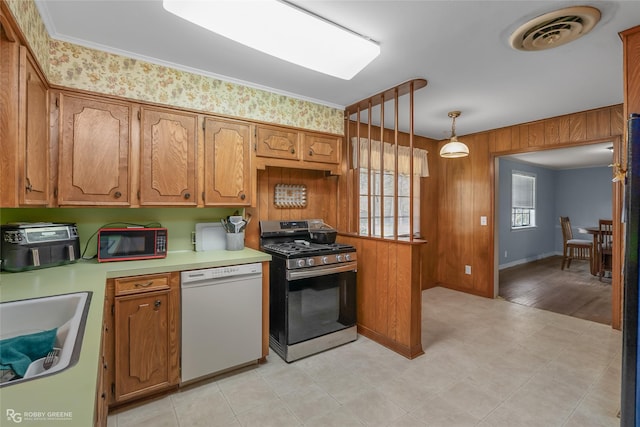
[{"x1": 0, "y1": 291, "x2": 92, "y2": 386}]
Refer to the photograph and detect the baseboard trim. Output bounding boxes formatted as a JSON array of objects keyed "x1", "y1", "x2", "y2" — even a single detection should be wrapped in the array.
[{"x1": 498, "y1": 252, "x2": 559, "y2": 270}]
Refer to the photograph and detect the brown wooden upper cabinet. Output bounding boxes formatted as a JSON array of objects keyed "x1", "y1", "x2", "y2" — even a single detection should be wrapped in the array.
[
  {"x1": 255, "y1": 124, "x2": 299, "y2": 160},
  {"x1": 139, "y1": 107, "x2": 198, "y2": 206},
  {"x1": 57, "y1": 93, "x2": 131, "y2": 206},
  {"x1": 19, "y1": 46, "x2": 49, "y2": 206},
  {"x1": 255, "y1": 124, "x2": 342, "y2": 174},
  {"x1": 203, "y1": 117, "x2": 252, "y2": 206},
  {"x1": 301, "y1": 132, "x2": 340, "y2": 165},
  {"x1": 0, "y1": 36, "x2": 50, "y2": 206}
]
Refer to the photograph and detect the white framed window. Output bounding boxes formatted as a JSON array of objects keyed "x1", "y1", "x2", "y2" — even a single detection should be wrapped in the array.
[
  {"x1": 511, "y1": 171, "x2": 536, "y2": 229},
  {"x1": 352, "y1": 137, "x2": 428, "y2": 239},
  {"x1": 359, "y1": 169, "x2": 420, "y2": 237}
]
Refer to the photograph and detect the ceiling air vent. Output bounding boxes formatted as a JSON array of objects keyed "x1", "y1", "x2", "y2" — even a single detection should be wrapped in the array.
[{"x1": 509, "y1": 6, "x2": 601, "y2": 51}]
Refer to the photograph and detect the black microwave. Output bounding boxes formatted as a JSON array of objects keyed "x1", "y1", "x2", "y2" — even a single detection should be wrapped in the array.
[{"x1": 97, "y1": 227, "x2": 167, "y2": 262}]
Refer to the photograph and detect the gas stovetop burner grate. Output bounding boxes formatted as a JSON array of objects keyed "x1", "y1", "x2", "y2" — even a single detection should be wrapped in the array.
[
  {"x1": 261, "y1": 241, "x2": 355, "y2": 257},
  {"x1": 259, "y1": 219, "x2": 356, "y2": 259}
]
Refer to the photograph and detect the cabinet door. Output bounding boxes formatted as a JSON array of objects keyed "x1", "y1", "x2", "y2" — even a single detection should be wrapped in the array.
[
  {"x1": 203, "y1": 118, "x2": 251, "y2": 206},
  {"x1": 19, "y1": 46, "x2": 49, "y2": 206},
  {"x1": 58, "y1": 93, "x2": 130, "y2": 205},
  {"x1": 0, "y1": 26, "x2": 19, "y2": 207},
  {"x1": 94, "y1": 318, "x2": 109, "y2": 427},
  {"x1": 302, "y1": 133, "x2": 340, "y2": 165},
  {"x1": 103, "y1": 280, "x2": 116, "y2": 407},
  {"x1": 139, "y1": 108, "x2": 197, "y2": 206},
  {"x1": 255, "y1": 125, "x2": 299, "y2": 160},
  {"x1": 114, "y1": 290, "x2": 171, "y2": 402}
]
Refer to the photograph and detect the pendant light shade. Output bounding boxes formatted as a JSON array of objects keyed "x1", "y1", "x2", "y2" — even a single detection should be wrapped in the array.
[{"x1": 440, "y1": 111, "x2": 469, "y2": 158}]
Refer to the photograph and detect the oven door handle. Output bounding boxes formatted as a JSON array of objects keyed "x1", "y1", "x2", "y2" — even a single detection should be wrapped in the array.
[{"x1": 286, "y1": 261, "x2": 357, "y2": 281}]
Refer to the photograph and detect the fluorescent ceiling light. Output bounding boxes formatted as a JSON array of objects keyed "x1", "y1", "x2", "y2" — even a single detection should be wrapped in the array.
[{"x1": 163, "y1": 0, "x2": 380, "y2": 80}]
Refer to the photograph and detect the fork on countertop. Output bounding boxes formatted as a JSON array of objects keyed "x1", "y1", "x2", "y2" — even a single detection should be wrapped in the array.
[{"x1": 43, "y1": 348, "x2": 60, "y2": 370}]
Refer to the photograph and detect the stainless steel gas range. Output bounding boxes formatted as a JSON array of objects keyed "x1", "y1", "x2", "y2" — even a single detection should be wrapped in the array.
[{"x1": 259, "y1": 219, "x2": 357, "y2": 362}]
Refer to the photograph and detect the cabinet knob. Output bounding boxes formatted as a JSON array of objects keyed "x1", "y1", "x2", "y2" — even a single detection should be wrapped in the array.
[
  {"x1": 114, "y1": 191, "x2": 122, "y2": 199},
  {"x1": 240, "y1": 193, "x2": 246, "y2": 200},
  {"x1": 184, "y1": 192, "x2": 191, "y2": 199},
  {"x1": 25, "y1": 177, "x2": 33, "y2": 192},
  {"x1": 290, "y1": 148, "x2": 295, "y2": 154},
  {"x1": 308, "y1": 150, "x2": 313, "y2": 156},
  {"x1": 154, "y1": 300, "x2": 162, "y2": 309}
]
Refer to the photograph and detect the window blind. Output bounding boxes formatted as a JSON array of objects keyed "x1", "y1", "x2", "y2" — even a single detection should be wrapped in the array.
[{"x1": 512, "y1": 173, "x2": 535, "y2": 208}]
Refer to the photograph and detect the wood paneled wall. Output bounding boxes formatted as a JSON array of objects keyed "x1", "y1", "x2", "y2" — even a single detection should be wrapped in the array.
[
  {"x1": 436, "y1": 132, "x2": 493, "y2": 296},
  {"x1": 489, "y1": 105, "x2": 624, "y2": 153},
  {"x1": 339, "y1": 121, "x2": 440, "y2": 287},
  {"x1": 338, "y1": 235, "x2": 425, "y2": 359},
  {"x1": 245, "y1": 167, "x2": 339, "y2": 250},
  {"x1": 435, "y1": 104, "x2": 625, "y2": 325},
  {"x1": 622, "y1": 26, "x2": 640, "y2": 121},
  {"x1": 331, "y1": 121, "x2": 437, "y2": 358}
]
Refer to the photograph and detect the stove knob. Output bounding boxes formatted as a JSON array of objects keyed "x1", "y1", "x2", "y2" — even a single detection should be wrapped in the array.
[
  {"x1": 321, "y1": 256, "x2": 329, "y2": 264},
  {"x1": 307, "y1": 258, "x2": 315, "y2": 266},
  {"x1": 296, "y1": 259, "x2": 306, "y2": 268},
  {"x1": 336, "y1": 254, "x2": 344, "y2": 262},
  {"x1": 345, "y1": 253, "x2": 352, "y2": 261}
]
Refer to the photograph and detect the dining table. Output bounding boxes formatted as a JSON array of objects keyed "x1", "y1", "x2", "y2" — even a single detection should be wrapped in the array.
[{"x1": 578, "y1": 225, "x2": 613, "y2": 276}]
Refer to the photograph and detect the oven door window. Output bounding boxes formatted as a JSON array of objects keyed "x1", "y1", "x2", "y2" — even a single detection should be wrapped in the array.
[{"x1": 287, "y1": 271, "x2": 356, "y2": 345}]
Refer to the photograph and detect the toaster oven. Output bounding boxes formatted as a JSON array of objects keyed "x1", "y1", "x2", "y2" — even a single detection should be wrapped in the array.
[{"x1": 0, "y1": 223, "x2": 81, "y2": 272}]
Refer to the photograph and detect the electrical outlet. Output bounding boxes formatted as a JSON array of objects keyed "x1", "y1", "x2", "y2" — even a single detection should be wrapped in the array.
[
  {"x1": 504, "y1": 250, "x2": 508, "y2": 258},
  {"x1": 465, "y1": 265, "x2": 471, "y2": 275},
  {"x1": 480, "y1": 216, "x2": 487, "y2": 226}
]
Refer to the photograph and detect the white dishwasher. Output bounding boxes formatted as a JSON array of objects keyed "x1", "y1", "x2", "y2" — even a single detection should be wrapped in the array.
[{"x1": 181, "y1": 263, "x2": 262, "y2": 383}]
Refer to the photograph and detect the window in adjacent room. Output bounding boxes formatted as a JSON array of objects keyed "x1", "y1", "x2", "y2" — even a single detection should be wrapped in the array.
[{"x1": 511, "y1": 171, "x2": 536, "y2": 229}]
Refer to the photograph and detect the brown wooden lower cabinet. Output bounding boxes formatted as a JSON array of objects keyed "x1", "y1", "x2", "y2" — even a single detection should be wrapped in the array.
[
  {"x1": 115, "y1": 290, "x2": 172, "y2": 401},
  {"x1": 104, "y1": 272, "x2": 180, "y2": 408},
  {"x1": 95, "y1": 284, "x2": 113, "y2": 426},
  {"x1": 98, "y1": 264, "x2": 269, "y2": 423},
  {"x1": 94, "y1": 319, "x2": 109, "y2": 427}
]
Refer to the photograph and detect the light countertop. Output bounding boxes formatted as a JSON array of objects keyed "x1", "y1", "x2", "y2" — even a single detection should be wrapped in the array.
[{"x1": 0, "y1": 248, "x2": 271, "y2": 426}]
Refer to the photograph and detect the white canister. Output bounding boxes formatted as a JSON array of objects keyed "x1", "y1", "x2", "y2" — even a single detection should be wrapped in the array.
[{"x1": 225, "y1": 232, "x2": 245, "y2": 251}]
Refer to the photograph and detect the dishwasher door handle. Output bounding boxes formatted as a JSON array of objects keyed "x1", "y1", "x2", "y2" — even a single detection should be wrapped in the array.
[
  {"x1": 182, "y1": 272, "x2": 207, "y2": 282},
  {"x1": 181, "y1": 274, "x2": 262, "y2": 287}
]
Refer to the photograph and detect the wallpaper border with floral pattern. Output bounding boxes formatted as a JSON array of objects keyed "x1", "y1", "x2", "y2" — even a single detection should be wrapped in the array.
[{"x1": 5, "y1": 0, "x2": 344, "y2": 134}]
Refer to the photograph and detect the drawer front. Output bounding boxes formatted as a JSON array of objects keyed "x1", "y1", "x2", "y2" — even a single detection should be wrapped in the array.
[{"x1": 114, "y1": 274, "x2": 170, "y2": 296}]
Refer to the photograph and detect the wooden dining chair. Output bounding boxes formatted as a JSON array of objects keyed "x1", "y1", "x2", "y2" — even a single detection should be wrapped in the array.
[
  {"x1": 560, "y1": 216, "x2": 593, "y2": 270},
  {"x1": 598, "y1": 219, "x2": 613, "y2": 280}
]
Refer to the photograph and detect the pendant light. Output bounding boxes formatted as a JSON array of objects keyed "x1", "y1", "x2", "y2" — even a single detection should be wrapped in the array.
[{"x1": 440, "y1": 111, "x2": 469, "y2": 158}]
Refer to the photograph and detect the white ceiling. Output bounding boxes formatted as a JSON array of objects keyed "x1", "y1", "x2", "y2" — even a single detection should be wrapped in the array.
[
  {"x1": 34, "y1": 0, "x2": 639, "y2": 167},
  {"x1": 503, "y1": 141, "x2": 614, "y2": 169}
]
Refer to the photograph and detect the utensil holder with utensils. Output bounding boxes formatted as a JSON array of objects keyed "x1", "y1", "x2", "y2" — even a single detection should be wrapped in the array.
[{"x1": 221, "y1": 214, "x2": 249, "y2": 251}]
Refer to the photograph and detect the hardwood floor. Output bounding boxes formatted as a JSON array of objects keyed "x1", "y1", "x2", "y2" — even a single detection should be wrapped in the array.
[{"x1": 498, "y1": 255, "x2": 612, "y2": 325}]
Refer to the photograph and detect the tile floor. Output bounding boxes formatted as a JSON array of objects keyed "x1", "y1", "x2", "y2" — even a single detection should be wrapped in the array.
[{"x1": 107, "y1": 287, "x2": 622, "y2": 426}]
